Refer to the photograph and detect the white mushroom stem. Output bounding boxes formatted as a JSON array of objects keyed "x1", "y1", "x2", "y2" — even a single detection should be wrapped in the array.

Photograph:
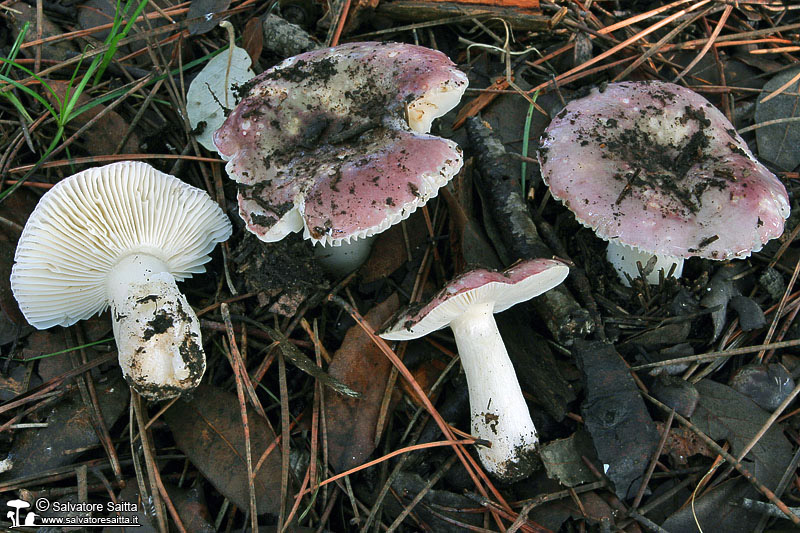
[
  {"x1": 606, "y1": 240, "x2": 684, "y2": 286},
  {"x1": 106, "y1": 253, "x2": 206, "y2": 399},
  {"x1": 449, "y1": 301, "x2": 539, "y2": 480},
  {"x1": 313, "y1": 235, "x2": 376, "y2": 277}
]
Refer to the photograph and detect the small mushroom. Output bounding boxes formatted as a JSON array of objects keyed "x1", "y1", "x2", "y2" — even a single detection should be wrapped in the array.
[
  {"x1": 379, "y1": 259, "x2": 569, "y2": 481},
  {"x1": 214, "y1": 41, "x2": 467, "y2": 274},
  {"x1": 538, "y1": 80, "x2": 789, "y2": 285},
  {"x1": 10, "y1": 161, "x2": 232, "y2": 400}
]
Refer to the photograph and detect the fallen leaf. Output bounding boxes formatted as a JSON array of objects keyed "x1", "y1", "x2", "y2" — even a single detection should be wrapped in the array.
[
  {"x1": 2, "y1": 373, "x2": 128, "y2": 479},
  {"x1": 77, "y1": 0, "x2": 171, "y2": 62},
  {"x1": 728, "y1": 295, "x2": 767, "y2": 332},
  {"x1": 662, "y1": 479, "x2": 756, "y2": 533},
  {"x1": 242, "y1": 17, "x2": 263, "y2": 64},
  {"x1": 540, "y1": 431, "x2": 597, "y2": 487},
  {"x1": 268, "y1": 326, "x2": 360, "y2": 397},
  {"x1": 324, "y1": 293, "x2": 399, "y2": 472},
  {"x1": 441, "y1": 185, "x2": 502, "y2": 272},
  {"x1": 0, "y1": 186, "x2": 38, "y2": 242},
  {"x1": 168, "y1": 484, "x2": 215, "y2": 533},
  {"x1": 692, "y1": 379, "x2": 792, "y2": 488},
  {"x1": 20, "y1": 316, "x2": 112, "y2": 383},
  {"x1": 403, "y1": 358, "x2": 447, "y2": 401},
  {"x1": 700, "y1": 262, "x2": 748, "y2": 341},
  {"x1": 620, "y1": 321, "x2": 690, "y2": 351},
  {"x1": 186, "y1": 0, "x2": 231, "y2": 35},
  {"x1": 661, "y1": 380, "x2": 795, "y2": 532},
  {"x1": 649, "y1": 374, "x2": 699, "y2": 418},
  {"x1": 385, "y1": 471, "x2": 484, "y2": 532},
  {"x1": 657, "y1": 423, "x2": 713, "y2": 466},
  {"x1": 0, "y1": 365, "x2": 39, "y2": 401},
  {"x1": 186, "y1": 45, "x2": 255, "y2": 152},
  {"x1": 8, "y1": 2, "x2": 78, "y2": 60},
  {"x1": 730, "y1": 363, "x2": 795, "y2": 412},
  {"x1": 360, "y1": 210, "x2": 428, "y2": 283},
  {"x1": 573, "y1": 340, "x2": 660, "y2": 500},
  {"x1": 163, "y1": 384, "x2": 287, "y2": 514},
  {"x1": 755, "y1": 65, "x2": 800, "y2": 171},
  {"x1": 568, "y1": 491, "x2": 613, "y2": 523},
  {"x1": 527, "y1": 496, "x2": 574, "y2": 532}
]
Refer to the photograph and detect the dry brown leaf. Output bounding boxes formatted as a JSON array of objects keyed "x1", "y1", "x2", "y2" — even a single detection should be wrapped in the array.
[
  {"x1": 657, "y1": 422, "x2": 714, "y2": 467},
  {"x1": 7, "y1": 373, "x2": 128, "y2": 478},
  {"x1": 163, "y1": 384, "x2": 287, "y2": 514},
  {"x1": 324, "y1": 293, "x2": 400, "y2": 472},
  {"x1": 399, "y1": 358, "x2": 447, "y2": 408},
  {"x1": 360, "y1": 211, "x2": 427, "y2": 283},
  {"x1": 242, "y1": 17, "x2": 263, "y2": 64}
]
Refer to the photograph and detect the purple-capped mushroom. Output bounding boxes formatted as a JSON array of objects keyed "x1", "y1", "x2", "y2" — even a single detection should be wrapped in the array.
[
  {"x1": 538, "y1": 80, "x2": 790, "y2": 285},
  {"x1": 214, "y1": 41, "x2": 467, "y2": 273},
  {"x1": 379, "y1": 259, "x2": 569, "y2": 481}
]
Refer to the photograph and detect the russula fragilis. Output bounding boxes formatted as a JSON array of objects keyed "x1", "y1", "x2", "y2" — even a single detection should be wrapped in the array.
[
  {"x1": 10, "y1": 161, "x2": 232, "y2": 400},
  {"x1": 214, "y1": 41, "x2": 467, "y2": 274},
  {"x1": 538, "y1": 80, "x2": 789, "y2": 285},
  {"x1": 379, "y1": 259, "x2": 569, "y2": 481}
]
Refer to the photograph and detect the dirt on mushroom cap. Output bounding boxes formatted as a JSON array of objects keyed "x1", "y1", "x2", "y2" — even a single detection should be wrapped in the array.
[
  {"x1": 538, "y1": 80, "x2": 789, "y2": 261},
  {"x1": 214, "y1": 42, "x2": 467, "y2": 246}
]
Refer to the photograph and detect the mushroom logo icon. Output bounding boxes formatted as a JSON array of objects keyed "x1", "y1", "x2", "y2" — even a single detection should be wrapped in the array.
[{"x1": 5, "y1": 499, "x2": 37, "y2": 528}]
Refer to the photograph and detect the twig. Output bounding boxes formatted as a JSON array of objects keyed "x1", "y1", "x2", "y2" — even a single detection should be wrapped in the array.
[
  {"x1": 630, "y1": 338, "x2": 800, "y2": 370},
  {"x1": 673, "y1": 4, "x2": 733, "y2": 82},
  {"x1": 220, "y1": 303, "x2": 259, "y2": 533},
  {"x1": 131, "y1": 392, "x2": 169, "y2": 532},
  {"x1": 735, "y1": 498, "x2": 800, "y2": 519},
  {"x1": 643, "y1": 393, "x2": 800, "y2": 525},
  {"x1": 633, "y1": 409, "x2": 675, "y2": 510}
]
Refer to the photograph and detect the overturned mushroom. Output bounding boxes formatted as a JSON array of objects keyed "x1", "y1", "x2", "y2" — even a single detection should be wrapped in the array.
[
  {"x1": 538, "y1": 81, "x2": 789, "y2": 285},
  {"x1": 10, "y1": 161, "x2": 232, "y2": 399},
  {"x1": 379, "y1": 259, "x2": 569, "y2": 481},
  {"x1": 214, "y1": 41, "x2": 467, "y2": 274}
]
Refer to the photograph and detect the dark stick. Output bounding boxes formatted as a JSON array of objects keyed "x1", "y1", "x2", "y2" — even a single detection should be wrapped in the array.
[{"x1": 466, "y1": 116, "x2": 594, "y2": 344}]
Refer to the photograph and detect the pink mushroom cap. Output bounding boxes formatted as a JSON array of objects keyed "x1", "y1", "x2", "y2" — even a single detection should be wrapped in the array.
[
  {"x1": 214, "y1": 41, "x2": 468, "y2": 246},
  {"x1": 538, "y1": 80, "x2": 790, "y2": 261},
  {"x1": 380, "y1": 259, "x2": 569, "y2": 339}
]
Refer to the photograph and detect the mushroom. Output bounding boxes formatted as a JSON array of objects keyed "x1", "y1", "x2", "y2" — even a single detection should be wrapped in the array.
[
  {"x1": 213, "y1": 41, "x2": 468, "y2": 274},
  {"x1": 538, "y1": 80, "x2": 790, "y2": 285},
  {"x1": 379, "y1": 259, "x2": 569, "y2": 481},
  {"x1": 10, "y1": 161, "x2": 232, "y2": 399}
]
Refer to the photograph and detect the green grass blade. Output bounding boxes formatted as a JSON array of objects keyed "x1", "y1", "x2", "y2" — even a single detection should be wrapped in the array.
[
  {"x1": 0, "y1": 72, "x2": 58, "y2": 117},
  {"x1": 93, "y1": 0, "x2": 150, "y2": 84},
  {"x1": 520, "y1": 90, "x2": 540, "y2": 195},
  {"x1": 2, "y1": 22, "x2": 29, "y2": 77},
  {"x1": 5, "y1": 337, "x2": 114, "y2": 361},
  {"x1": 2, "y1": 91, "x2": 32, "y2": 122}
]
